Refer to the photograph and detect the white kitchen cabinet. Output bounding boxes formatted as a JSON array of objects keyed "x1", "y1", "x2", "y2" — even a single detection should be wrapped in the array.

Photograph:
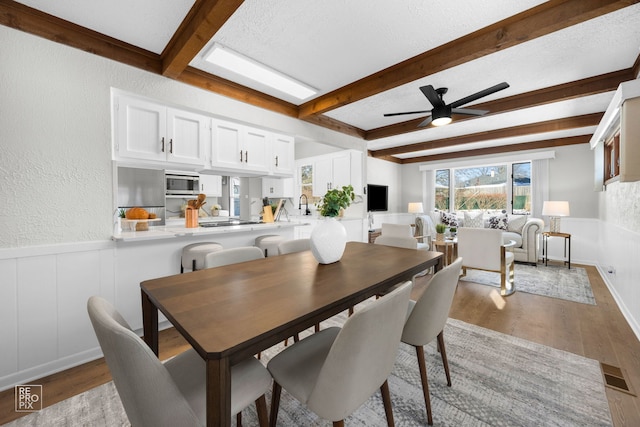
[
  {"x1": 211, "y1": 118, "x2": 270, "y2": 173},
  {"x1": 311, "y1": 150, "x2": 363, "y2": 197},
  {"x1": 262, "y1": 177, "x2": 294, "y2": 198},
  {"x1": 272, "y1": 133, "x2": 295, "y2": 176},
  {"x1": 199, "y1": 174, "x2": 223, "y2": 197},
  {"x1": 114, "y1": 94, "x2": 207, "y2": 166}
]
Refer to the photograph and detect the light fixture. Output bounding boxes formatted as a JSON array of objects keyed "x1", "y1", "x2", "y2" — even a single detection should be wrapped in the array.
[
  {"x1": 542, "y1": 201, "x2": 570, "y2": 233},
  {"x1": 204, "y1": 43, "x2": 317, "y2": 100},
  {"x1": 408, "y1": 202, "x2": 424, "y2": 214},
  {"x1": 431, "y1": 105, "x2": 452, "y2": 126}
]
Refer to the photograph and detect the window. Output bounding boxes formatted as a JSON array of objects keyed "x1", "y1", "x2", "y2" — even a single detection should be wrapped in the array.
[
  {"x1": 604, "y1": 132, "x2": 620, "y2": 183},
  {"x1": 435, "y1": 169, "x2": 450, "y2": 210},
  {"x1": 436, "y1": 161, "x2": 532, "y2": 214},
  {"x1": 299, "y1": 164, "x2": 320, "y2": 206}
]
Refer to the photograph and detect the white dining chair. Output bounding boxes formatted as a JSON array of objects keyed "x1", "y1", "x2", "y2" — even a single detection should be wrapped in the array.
[
  {"x1": 401, "y1": 257, "x2": 463, "y2": 425},
  {"x1": 277, "y1": 238, "x2": 311, "y2": 255},
  {"x1": 87, "y1": 296, "x2": 271, "y2": 427},
  {"x1": 267, "y1": 281, "x2": 413, "y2": 427},
  {"x1": 204, "y1": 246, "x2": 264, "y2": 268}
]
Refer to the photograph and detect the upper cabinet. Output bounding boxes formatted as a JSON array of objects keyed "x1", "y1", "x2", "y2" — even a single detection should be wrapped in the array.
[
  {"x1": 271, "y1": 134, "x2": 295, "y2": 176},
  {"x1": 591, "y1": 80, "x2": 640, "y2": 190},
  {"x1": 114, "y1": 94, "x2": 207, "y2": 166},
  {"x1": 199, "y1": 174, "x2": 223, "y2": 197},
  {"x1": 299, "y1": 150, "x2": 363, "y2": 197}
]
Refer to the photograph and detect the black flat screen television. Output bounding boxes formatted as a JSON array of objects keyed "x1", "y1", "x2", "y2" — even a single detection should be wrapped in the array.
[{"x1": 367, "y1": 184, "x2": 388, "y2": 212}]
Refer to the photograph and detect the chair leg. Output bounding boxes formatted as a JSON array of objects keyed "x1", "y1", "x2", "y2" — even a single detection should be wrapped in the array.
[
  {"x1": 237, "y1": 412, "x2": 242, "y2": 427},
  {"x1": 269, "y1": 382, "x2": 282, "y2": 427},
  {"x1": 192, "y1": 259, "x2": 197, "y2": 272},
  {"x1": 255, "y1": 395, "x2": 269, "y2": 427},
  {"x1": 348, "y1": 306, "x2": 354, "y2": 316},
  {"x1": 415, "y1": 345, "x2": 433, "y2": 425},
  {"x1": 437, "y1": 331, "x2": 451, "y2": 387},
  {"x1": 293, "y1": 333, "x2": 300, "y2": 342},
  {"x1": 380, "y1": 379, "x2": 395, "y2": 427},
  {"x1": 315, "y1": 323, "x2": 320, "y2": 332},
  {"x1": 333, "y1": 421, "x2": 345, "y2": 427}
]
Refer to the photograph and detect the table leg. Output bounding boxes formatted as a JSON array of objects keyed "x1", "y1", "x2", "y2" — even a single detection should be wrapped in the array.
[
  {"x1": 141, "y1": 290, "x2": 159, "y2": 356},
  {"x1": 206, "y1": 358, "x2": 232, "y2": 427},
  {"x1": 567, "y1": 235, "x2": 571, "y2": 269}
]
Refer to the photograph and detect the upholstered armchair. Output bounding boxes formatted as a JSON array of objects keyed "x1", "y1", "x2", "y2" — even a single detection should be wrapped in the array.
[
  {"x1": 375, "y1": 223, "x2": 430, "y2": 250},
  {"x1": 504, "y1": 217, "x2": 544, "y2": 265},
  {"x1": 457, "y1": 227, "x2": 516, "y2": 296}
]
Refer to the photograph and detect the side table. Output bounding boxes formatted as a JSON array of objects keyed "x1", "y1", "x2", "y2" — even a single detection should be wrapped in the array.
[
  {"x1": 433, "y1": 238, "x2": 457, "y2": 266},
  {"x1": 542, "y1": 232, "x2": 571, "y2": 269}
]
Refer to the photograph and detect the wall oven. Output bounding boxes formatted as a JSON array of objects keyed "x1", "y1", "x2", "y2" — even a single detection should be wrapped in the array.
[{"x1": 165, "y1": 171, "x2": 200, "y2": 196}]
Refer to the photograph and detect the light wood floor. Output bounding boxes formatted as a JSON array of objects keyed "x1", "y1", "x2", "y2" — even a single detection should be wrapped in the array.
[{"x1": 1, "y1": 263, "x2": 638, "y2": 426}]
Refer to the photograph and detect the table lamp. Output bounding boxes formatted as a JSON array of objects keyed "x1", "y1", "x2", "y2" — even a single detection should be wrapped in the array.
[
  {"x1": 542, "y1": 201, "x2": 570, "y2": 233},
  {"x1": 408, "y1": 202, "x2": 424, "y2": 215}
]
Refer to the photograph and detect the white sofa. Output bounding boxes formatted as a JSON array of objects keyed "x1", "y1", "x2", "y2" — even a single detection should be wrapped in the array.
[{"x1": 428, "y1": 210, "x2": 544, "y2": 265}]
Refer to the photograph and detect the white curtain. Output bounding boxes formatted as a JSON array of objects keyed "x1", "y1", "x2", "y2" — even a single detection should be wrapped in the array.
[
  {"x1": 531, "y1": 158, "x2": 549, "y2": 218},
  {"x1": 423, "y1": 169, "x2": 435, "y2": 211}
]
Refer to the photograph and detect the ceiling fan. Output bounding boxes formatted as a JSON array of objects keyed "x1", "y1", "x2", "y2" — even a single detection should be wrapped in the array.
[{"x1": 384, "y1": 82, "x2": 510, "y2": 127}]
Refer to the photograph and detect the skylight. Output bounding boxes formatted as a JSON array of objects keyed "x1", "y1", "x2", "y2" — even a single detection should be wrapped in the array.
[{"x1": 205, "y1": 43, "x2": 317, "y2": 100}]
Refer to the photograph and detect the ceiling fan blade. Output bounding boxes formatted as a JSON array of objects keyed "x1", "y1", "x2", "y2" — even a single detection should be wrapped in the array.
[
  {"x1": 449, "y1": 82, "x2": 509, "y2": 108},
  {"x1": 451, "y1": 107, "x2": 489, "y2": 116},
  {"x1": 417, "y1": 116, "x2": 433, "y2": 127},
  {"x1": 383, "y1": 110, "x2": 431, "y2": 117},
  {"x1": 420, "y1": 85, "x2": 445, "y2": 108}
]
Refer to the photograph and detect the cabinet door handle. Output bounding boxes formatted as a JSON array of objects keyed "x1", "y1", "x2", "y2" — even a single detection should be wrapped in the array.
[
  {"x1": 240, "y1": 150, "x2": 243, "y2": 162},
  {"x1": 161, "y1": 137, "x2": 165, "y2": 152},
  {"x1": 169, "y1": 139, "x2": 173, "y2": 154},
  {"x1": 275, "y1": 156, "x2": 279, "y2": 167},
  {"x1": 245, "y1": 150, "x2": 248, "y2": 163}
]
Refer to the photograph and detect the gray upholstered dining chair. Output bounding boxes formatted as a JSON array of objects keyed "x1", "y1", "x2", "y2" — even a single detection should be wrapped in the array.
[
  {"x1": 401, "y1": 257, "x2": 462, "y2": 425},
  {"x1": 204, "y1": 246, "x2": 264, "y2": 268},
  {"x1": 457, "y1": 227, "x2": 515, "y2": 296},
  {"x1": 267, "y1": 281, "x2": 413, "y2": 427},
  {"x1": 87, "y1": 296, "x2": 271, "y2": 427},
  {"x1": 277, "y1": 238, "x2": 311, "y2": 255}
]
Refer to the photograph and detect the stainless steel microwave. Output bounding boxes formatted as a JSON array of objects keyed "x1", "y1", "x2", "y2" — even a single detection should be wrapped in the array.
[{"x1": 165, "y1": 172, "x2": 200, "y2": 196}]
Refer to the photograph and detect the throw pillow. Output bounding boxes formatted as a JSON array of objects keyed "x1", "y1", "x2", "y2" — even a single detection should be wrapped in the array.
[
  {"x1": 508, "y1": 215, "x2": 528, "y2": 234},
  {"x1": 440, "y1": 211, "x2": 459, "y2": 227},
  {"x1": 463, "y1": 211, "x2": 484, "y2": 228},
  {"x1": 488, "y1": 213, "x2": 508, "y2": 230}
]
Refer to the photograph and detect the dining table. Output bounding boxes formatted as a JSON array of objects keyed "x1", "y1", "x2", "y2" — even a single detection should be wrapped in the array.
[{"x1": 141, "y1": 241, "x2": 443, "y2": 426}]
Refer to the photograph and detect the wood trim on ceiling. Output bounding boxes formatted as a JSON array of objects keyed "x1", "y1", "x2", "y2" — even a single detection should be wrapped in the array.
[
  {"x1": 370, "y1": 113, "x2": 603, "y2": 158},
  {"x1": 365, "y1": 69, "x2": 635, "y2": 141},
  {"x1": 400, "y1": 135, "x2": 591, "y2": 164},
  {"x1": 161, "y1": 0, "x2": 244, "y2": 78},
  {"x1": 298, "y1": 0, "x2": 637, "y2": 118}
]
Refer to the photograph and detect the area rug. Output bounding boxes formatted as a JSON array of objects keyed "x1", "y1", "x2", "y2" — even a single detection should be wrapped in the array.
[
  {"x1": 459, "y1": 263, "x2": 596, "y2": 305},
  {"x1": 6, "y1": 314, "x2": 611, "y2": 426}
]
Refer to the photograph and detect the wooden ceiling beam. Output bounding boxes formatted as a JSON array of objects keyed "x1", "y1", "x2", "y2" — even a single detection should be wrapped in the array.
[
  {"x1": 161, "y1": 0, "x2": 243, "y2": 78},
  {"x1": 365, "y1": 69, "x2": 634, "y2": 140},
  {"x1": 370, "y1": 113, "x2": 602, "y2": 158},
  {"x1": 0, "y1": 0, "x2": 161, "y2": 73},
  {"x1": 401, "y1": 135, "x2": 591, "y2": 164},
  {"x1": 298, "y1": 0, "x2": 637, "y2": 119},
  {"x1": 177, "y1": 67, "x2": 299, "y2": 117}
]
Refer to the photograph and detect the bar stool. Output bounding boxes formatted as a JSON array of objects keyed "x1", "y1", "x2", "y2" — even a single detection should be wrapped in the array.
[
  {"x1": 254, "y1": 235, "x2": 284, "y2": 257},
  {"x1": 181, "y1": 242, "x2": 223, "y2": 273}
]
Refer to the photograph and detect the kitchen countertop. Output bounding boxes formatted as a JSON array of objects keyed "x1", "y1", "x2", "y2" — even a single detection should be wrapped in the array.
[{"x1": 112, "y1": 220, "x2": 310, "y2": 242}]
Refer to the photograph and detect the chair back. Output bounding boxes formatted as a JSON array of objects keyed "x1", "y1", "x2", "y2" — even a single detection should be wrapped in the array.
[
  {"x1": 374, "y1": 235, "x2": 418, "y2": 249},
  {"x1": 381, "y1": 223, "x2": 414, "y2": 238},
  {"x1": 402, "y1": 257, "x2": 462, "y2": 346},
  {"x1": 87, "y1": 296, "x2": 201, "y2": 427},
  {"x1": 204, "y1": 246, "x2": 264, "y2": 268},
  {"x1": 306, "y1": 281, "x2": 413, "y2": 421},
  {"x1": 457, "y1": 227, "x2": 504, "y2": 271},
  {"x1": 414, "y1": 215, "x2": 436, "y2": 242},
  {"x1": 278, "y1": 238, "x2": 311, "y2": 255}
]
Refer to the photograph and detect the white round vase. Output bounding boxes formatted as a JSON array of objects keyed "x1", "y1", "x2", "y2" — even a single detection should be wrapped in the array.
[{"x1": 310, "y1": 217, "x2": 347, "y2": 264}]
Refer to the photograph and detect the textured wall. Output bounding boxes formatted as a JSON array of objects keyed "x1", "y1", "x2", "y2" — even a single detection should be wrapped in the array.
[
  {"x1": 602, "y1": 181, "x2": 640, "y2": 233},
  {"x1": 0, "y1": 26, "x2": 365, "y2": 249}
]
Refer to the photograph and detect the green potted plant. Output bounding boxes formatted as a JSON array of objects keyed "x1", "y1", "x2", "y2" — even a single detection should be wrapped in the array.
[
  {"x1": 316, "y1": 185, "x2": 355, "y2": 217},
  {"x1": 311, "y1": 185, "x2": 355, "y2": 264},
  {"x1": 435, "y1": 223, "x2": 447, "y2": 242}
]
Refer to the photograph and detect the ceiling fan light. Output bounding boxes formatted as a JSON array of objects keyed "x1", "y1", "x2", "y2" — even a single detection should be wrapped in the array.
[{"x1": 431, "y1": 116, "x2": 452, "y2": 126}]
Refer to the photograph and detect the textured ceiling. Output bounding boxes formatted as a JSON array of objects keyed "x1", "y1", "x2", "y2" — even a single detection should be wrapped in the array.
[{"x1": 7, "y1": 0, "x2": 640, "y2": 162}]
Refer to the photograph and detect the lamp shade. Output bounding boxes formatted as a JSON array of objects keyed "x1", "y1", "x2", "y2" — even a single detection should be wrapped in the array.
[
  {"x1": 408, "y1": 202, "x2": 424, "y2": 214},
  {"x1": 542, "y1": 201, "x2": 570, "y2": 217}
]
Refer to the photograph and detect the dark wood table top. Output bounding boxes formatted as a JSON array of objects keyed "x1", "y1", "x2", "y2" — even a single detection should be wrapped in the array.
[{"x1": 141, "y1": 241, "x2": 443, "y2": 363}]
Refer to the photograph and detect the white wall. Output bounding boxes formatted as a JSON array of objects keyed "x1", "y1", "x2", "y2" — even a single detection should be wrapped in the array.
[
  {"x1": 366, "y1": 156, "x2": 403, "y2": 212},
  {"x1": 0, "y1": 25, "x2": 365, "y2": 249}
]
